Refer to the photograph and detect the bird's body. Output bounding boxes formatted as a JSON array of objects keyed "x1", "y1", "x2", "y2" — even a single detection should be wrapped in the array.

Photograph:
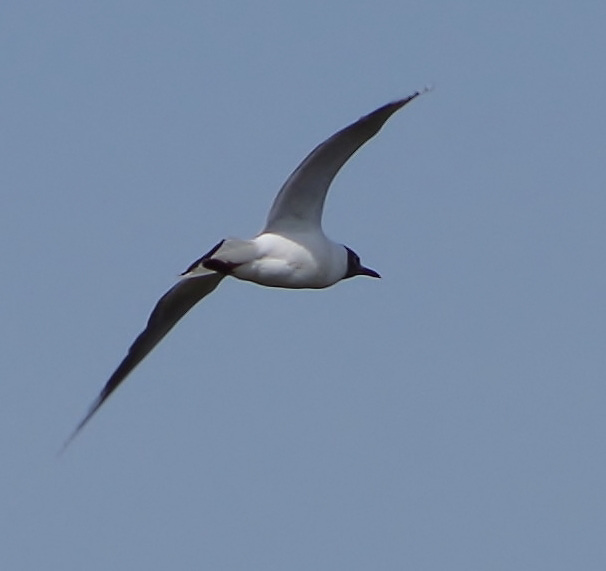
[
  {"x1": 63, "y1": 91, "x2": 424, "y2": 449},
  {"x1": 184, "y1": 232, "x2": 349, "y2": 288}
]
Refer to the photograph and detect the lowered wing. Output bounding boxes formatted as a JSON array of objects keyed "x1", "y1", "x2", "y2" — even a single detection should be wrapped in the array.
[{"x1": 62, "y1": 272, "x2": 224, "y2": 450}]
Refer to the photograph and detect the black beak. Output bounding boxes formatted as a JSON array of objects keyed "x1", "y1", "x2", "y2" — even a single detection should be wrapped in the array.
[{"x1": 358, "y1": 266, "x2": 381, "y2": 278}]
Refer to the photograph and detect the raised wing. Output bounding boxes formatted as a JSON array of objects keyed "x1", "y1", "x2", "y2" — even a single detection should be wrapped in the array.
[
  {"x1": 264, "y1": 92, "x2": 421, "y2": 233},
  {"x1": 62, "y1": 272, "x2": 224, "y2": 451}
]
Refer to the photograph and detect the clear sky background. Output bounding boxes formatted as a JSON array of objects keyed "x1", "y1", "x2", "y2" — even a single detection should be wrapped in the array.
[{"x1": 2, "y1": 2, "x2": 605, "y2": 569}]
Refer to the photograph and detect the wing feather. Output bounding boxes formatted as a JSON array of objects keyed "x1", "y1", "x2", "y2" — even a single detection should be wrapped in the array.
[
  {"x1": 62, "y1": 272, "x2": 224, "y2": 450},
  {"x1": 264, "y1": 93, "x2": 421, "y2": 233}
]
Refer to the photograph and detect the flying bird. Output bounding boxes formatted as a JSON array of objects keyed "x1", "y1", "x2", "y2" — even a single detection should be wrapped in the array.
[{"x1": 64, "y1": 91, "x2": 423, "y2": 449}]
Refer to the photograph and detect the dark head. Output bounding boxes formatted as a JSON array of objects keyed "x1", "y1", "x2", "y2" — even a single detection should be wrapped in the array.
[{"x1": 343, "y1": 246, "x2": 381, "y2": 280}]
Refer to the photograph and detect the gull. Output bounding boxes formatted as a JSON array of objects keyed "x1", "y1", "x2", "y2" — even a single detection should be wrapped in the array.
[{"x1": 64, "y1": 91, "x2": 422, "y2": 449}]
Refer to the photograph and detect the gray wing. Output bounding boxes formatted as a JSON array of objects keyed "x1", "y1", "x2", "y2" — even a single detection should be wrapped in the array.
[
  {"x1": 263, "y1": 92, "x2": 421, "y2": 233},
  {"x1": 62, "y1": 272, "x2": 224, "y2": 451}
]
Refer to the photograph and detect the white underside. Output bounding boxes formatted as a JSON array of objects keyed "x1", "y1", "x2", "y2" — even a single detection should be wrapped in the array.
[{"x1": 236, "y1": 232, "x2": 347, "y2": 288}]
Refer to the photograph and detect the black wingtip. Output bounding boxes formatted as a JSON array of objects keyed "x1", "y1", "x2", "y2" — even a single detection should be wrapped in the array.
[
  {"x1": 357, "y1": 88, "x2": 429, "y2": 134},
  {"x1": 57, "y1": 395, "x2": 105, "y2": 456},
  {"x1": 388, "y1": 86, "x2": 432, "y2": 112}
]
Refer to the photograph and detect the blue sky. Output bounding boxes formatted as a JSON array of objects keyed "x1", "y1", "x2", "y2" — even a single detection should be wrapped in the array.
[{"x1": 2, "y1": 2, "x2": 605, "y2": 569}]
